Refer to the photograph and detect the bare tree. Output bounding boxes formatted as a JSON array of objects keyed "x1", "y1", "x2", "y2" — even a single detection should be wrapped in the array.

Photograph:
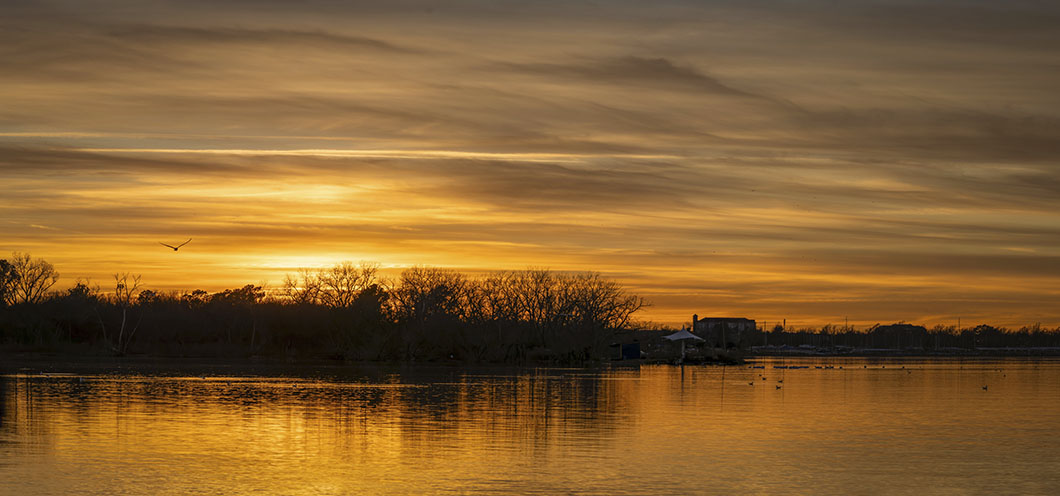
[
  {"x1": 9, "y1": 252, "x2": 59, "y2": 304},
  {"x1": 319, "y1": 262, "x2": 379, "y2": 308},
  {"x1": 0, "y1": 258, "x2": 17, "y2": 306},
  {"x1": 282, "y1": 268, "x2": 322, "y2": 305},
  {"x1": 513, "y1": 269, "x2": 560, "y2": 337},
  {"x1": 392, "y1": 267, "x2": 471, "y2": 323},
  {"x1": 98, "y1": 272, "x2": 144, "y2": 355},
  {"x1": 113, "y1": 272, "x2": 142, "y2": 307},
  {"x1": 579, "y1": 274, "x2": 644, "y2": 327},
  {"x1": 390, "y1": 267, "x2": 473, "y2": 358}
]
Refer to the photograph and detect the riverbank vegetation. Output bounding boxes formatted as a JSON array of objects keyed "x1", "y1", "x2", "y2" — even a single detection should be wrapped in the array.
[
  {"x1": 0, "y1": 253, "x2": 645, "y2": 362},
  {"x1": 3, "y1": 252, "x2": 1059, "y2": 362},
  {"x1": 754, "y1": 322, "x2": 1060, "y2": 353}
]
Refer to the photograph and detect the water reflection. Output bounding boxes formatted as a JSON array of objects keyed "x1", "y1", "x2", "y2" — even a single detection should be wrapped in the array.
[{"x1": 2, "y1": 359, "x2": 1060, "y2": 495}]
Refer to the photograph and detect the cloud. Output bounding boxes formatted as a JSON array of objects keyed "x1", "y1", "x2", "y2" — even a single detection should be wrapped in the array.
[
  {"x1": 0, "y1": 145, "x2": 238, "y2": 175},
  {"x1": 495, "y1": 56, "x2": 772, "y2": 100},
  {"x1": 781, "y1": 108, "x2": 1060, "y2": 164},
  {"x1": 105, "y1": 24, "x2": 419, "y2": 53}
]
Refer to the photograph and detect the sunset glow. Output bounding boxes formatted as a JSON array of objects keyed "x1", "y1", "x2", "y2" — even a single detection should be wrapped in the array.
[{"x1": 3, "y1": 1, "x2": 1059, "y2": 327}]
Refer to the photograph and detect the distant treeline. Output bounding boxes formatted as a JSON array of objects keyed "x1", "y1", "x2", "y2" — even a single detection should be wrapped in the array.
[
  {"x1": 0, "y1": 253, "x2": 644, "y2": 362},
  {"x1": 754, "y1": 323, "x2": 1060, "y2": 351}
]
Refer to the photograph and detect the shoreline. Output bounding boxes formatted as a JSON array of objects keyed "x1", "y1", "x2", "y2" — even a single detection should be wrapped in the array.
[
  {"x1": 749, "y1": 345, "x2": 1060, "y2": 358},
  {"x1": 4, "y1": 347, "x2": 1060, "y2": 376}
]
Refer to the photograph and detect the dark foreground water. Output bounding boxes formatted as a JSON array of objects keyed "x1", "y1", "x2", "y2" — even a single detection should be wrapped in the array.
[{"x1": 2, "y1": 358, "x2": 1059, "y2": 495}]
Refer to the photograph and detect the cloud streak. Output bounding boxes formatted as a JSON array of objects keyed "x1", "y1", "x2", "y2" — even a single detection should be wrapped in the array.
[{"x1": 105, "y1": 24, "x2": 419, "y2": 53}]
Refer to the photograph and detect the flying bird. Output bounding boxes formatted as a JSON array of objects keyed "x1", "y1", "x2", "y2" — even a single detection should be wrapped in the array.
[{"x1": 160, "y1": 238, "x2": 192, "y2": 251}]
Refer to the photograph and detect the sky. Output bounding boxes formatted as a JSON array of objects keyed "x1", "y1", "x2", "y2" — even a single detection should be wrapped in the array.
[{"x1": 2, "y1": 0, "x2": 1059, "y2": 327}]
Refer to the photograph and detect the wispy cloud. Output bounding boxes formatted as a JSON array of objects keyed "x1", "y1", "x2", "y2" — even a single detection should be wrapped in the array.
[
  {"x1": 494, "y1": 56, "x2": 779, "y2": 101},
  {"x1": 72, "y1": 147, "x2": 679, "y2": 163},
  {"x1": 105, "y1": 24, "x2": 419, "y2": 53}
]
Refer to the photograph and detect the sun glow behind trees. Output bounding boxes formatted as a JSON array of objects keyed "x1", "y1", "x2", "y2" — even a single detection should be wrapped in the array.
[{"x1": 0, "y1": 253, "x2": 646, "y2": 361}]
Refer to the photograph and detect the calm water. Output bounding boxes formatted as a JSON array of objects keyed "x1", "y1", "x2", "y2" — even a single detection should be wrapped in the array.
[{"x1": 2, "y1": 358, "x2": 1059, "y2": 495}]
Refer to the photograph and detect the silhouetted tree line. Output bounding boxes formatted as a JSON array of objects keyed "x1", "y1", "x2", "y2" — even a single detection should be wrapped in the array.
[
  {"x1": 0, "y1": 254, "x2": 644, "y2": 362},
  {"x1": 757, "y1": 322, "x2": 1060, "y2": 352}
]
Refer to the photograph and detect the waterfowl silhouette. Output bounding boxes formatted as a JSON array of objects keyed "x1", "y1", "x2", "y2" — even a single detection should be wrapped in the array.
[{"x1": 160, "y1": 238, "x2": 192, "y2": 251}]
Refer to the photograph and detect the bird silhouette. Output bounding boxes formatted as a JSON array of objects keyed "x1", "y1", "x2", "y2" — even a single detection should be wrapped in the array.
[{"x1": 160, "y1": 238, "x2": 192, "y2": 251}]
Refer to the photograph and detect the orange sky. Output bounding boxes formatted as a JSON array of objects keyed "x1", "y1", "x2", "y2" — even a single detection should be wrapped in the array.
[{"x1": 3, "y1": 1, "x2": 1060, "y2": 327}]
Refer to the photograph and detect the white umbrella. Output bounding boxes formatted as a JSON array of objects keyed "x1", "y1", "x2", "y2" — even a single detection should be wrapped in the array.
[
  {"x1": 663, "y1": 329, "x2": 704, "y2": 362},
  {"x1": 663, "y1": 329, "x2": 705, "y2": 342}
]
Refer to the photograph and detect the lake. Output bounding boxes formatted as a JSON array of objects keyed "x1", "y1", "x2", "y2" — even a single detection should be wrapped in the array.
[{"x1": 2, "y1": 358, "x2": 1059, "y2": 495}]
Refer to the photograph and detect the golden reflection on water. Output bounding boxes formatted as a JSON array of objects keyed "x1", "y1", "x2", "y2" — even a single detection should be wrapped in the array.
[{"x1": 2, "y1": 359, "x2": 1060, "y2": 495}]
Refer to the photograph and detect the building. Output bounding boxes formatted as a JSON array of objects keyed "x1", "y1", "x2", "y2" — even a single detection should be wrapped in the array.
[{"x1": 692, "y1": 315, "x2": 758, "y2": 349}]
